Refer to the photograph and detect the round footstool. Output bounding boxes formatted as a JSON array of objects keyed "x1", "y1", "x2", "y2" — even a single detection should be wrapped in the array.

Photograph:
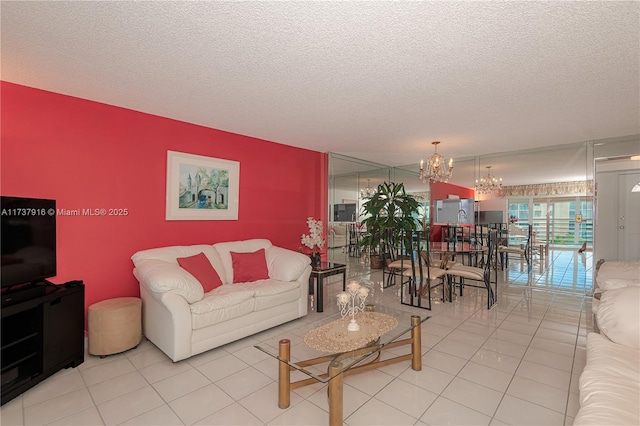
[{"x1": 88, "y1": 297, "x2": 142, "y2": 357}]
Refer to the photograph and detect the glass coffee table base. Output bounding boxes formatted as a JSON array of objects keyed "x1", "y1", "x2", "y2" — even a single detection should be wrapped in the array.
[{"x1": 277, "y1": 315, "x2": 422, "y2": 426}]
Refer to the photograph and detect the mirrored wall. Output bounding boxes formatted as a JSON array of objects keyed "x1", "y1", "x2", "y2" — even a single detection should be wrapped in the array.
[{"x1": 328, "y1": 135, "x2": 640, "y2": 259}]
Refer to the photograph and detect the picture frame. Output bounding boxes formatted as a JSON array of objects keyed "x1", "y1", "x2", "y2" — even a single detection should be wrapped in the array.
[{"x1": 165, "y1": 150, "x2": 240, "y2": 220}]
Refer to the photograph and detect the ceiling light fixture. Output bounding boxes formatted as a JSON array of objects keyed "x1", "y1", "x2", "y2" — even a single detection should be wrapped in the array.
[
  {"x1": 475, "y1": 166, "x2": 503, "y2": 194},
  {"x1": 360, "y1": 179, "x2": 376, "y2": 198},
  {"x1": 419, "y1": 141, "x2": 453, "y2": 183}
]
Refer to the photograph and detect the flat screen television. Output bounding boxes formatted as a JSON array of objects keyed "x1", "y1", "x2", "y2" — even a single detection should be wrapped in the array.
[{"x1": 1, "y1": 196, "x2": 57, "y2": 288}]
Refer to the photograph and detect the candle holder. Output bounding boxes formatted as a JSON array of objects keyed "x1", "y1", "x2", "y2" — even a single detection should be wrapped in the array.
[{"x1": 336, "y1": 281, "x2": 369, "y2": 331}]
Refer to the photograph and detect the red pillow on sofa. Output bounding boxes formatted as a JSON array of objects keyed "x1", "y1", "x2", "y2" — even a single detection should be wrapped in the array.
[
  {"x1": 231, "y1": 249, "x2": 269, "y2": 283},
  {"x1": 177, "y1": 252, "x2": 223, "y2": 292}
]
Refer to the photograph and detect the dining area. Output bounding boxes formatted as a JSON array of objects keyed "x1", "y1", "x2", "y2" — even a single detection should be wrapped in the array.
[{"x1": 381, "y1": 222, "x2": 541, "y2": 313}]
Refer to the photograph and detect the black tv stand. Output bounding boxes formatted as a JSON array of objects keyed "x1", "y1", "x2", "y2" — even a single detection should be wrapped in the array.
[{"x1": 1, "y1": 283, "x2": 84, "y2": 405}]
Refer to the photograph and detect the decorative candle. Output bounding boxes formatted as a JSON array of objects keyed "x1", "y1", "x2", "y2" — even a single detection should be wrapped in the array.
[
  {"x1": 348, "y1": 281, "x2": 360, "y2": 293},
  {"x1": 357, "y1": 287, "x2": 369, "y2": 298},
  {"x1": 337, "y1": 292, "x2": 350, "y2": 304}
]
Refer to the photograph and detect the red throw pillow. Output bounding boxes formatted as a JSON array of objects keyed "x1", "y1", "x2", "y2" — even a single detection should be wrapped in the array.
[
  {"x1": 177, "y1": 252, "x2": 223, "y2": 292},
  {"x1": 231, "y1": 249, "x2": 269, "y2": 283}
]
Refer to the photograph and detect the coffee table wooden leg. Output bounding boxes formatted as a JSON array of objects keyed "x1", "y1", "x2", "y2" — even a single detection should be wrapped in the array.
[
  {"x1": 278, "y1": 339, "x2": 290, "y2": 409},
  {"x1": 411, "y1": 315, "x2": 422, "y2": 371},
  {"x1": 328, "y1": 361, "x2": 343, "y2": 426}
]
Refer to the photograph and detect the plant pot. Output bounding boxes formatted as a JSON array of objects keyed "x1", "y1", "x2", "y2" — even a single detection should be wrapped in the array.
[
  {"x1": 309, "y1": 253, "x2": 321, "y2": 267},
  {"x1": 370, "y1": 255, "x2": 384, "y2": 269}
]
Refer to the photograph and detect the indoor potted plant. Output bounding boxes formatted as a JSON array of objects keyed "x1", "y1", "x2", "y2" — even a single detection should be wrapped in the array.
[{"x1": 359, "y1": 182, "x2": 421, "y2": 268}]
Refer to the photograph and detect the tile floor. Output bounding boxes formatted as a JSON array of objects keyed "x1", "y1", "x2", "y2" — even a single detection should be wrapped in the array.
[{"x1": 1, "y1": 248, "x2": 594, "y2": 426}]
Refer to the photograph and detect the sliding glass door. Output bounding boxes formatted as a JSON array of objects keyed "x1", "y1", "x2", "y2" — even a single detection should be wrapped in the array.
[{"x1": 508, "y1": 197, "x2": 593, "y2": 248}]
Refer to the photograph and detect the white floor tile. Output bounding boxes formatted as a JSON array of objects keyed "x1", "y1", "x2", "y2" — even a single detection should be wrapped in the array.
[
  {"x1": 80, "y1": 357, "x2": 137, "y2": 386},
  {"x1": 494, "y1": 395, "x2": 565, "y2": 425},
  {"x1": 346, "y1": 397, "x2": 418, "y2": 426},
  {"x1": 169, "y1": 383, "x2": 234, "y2": 425},
  {"x1": 374, "y1": 378, "x2": 438, "y2": 419},
  {"x1": 398, "y1": 365, "x2": 455, "y2": 395},
  {"x1": 239, "y1": 382, "x2": 304, "y2": 424},
  {"x1": 195, "y1": 354, "x2": 249, "y2": 382},
  {"x1": 24, "y1": 388, "x2": 94, "y2": 426},
  {"x1": 119, "y1": 404, "x2": 183, "y2": 426},
  {"x1": 515, "y1": 360, "x2": 571, "y2": 391},
  {"x1": 97, "y1": 386, "x2": 164, "y2": 425},
  {"x1": 458, "y1": 361, "x2": 514, "y2": 393},
  {"x1": 523, "y1": 348, "x2": 573, "y2": 372},
  {"x1": 46, "y1": 407, "x2": 104, "y2": 426},
  {"x1": 420, "y1": 396, "x2": 491, "y2": 426},
  {"x1": 421, "y1": 349, "x2": 468, "y2": 375},
  {"x1": 194, "y1": 402, "x2": 263, "y2": 426},
  {"x1": 138, "y1": 358, "x2": 194, "y2": 384},
  {"x1": 22, "y1": 370, "x2": 85, "y2": 407},
  {"x1": 441, "y1": 377, "x2": 503, "y2": 416},
  {"x1": 506, "y1": 376, "x2": 568, "y2": 414},
  {"x1": 0, "y1": 396, "x2": 24, "y2": 426},
  {"x1": 88, "y1": 371, "x2": 149, "y2": 405},
  {"x1": 343, "y1": 368, "x2": 394, "y2": 396},
  {"x1": 472, "y1": 348, "x2": 522, "y2": 374},
  {"x1": 152, "y1": 368, "x2": 211, "y2": 402},
  {"x1": 215, "y1": 367, "x2": 272, "y2": 400},
  {"x1": 267, "y1": 400, "x2": 328, "y2": 426}
]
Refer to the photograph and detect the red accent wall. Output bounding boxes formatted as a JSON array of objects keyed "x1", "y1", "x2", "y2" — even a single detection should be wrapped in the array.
[
  {"x1": 430, "y1": 181, "x2": 475, "y2": 203},
  {"x1": 1, "y1": 82, "x2": 327, "y2": 321}
]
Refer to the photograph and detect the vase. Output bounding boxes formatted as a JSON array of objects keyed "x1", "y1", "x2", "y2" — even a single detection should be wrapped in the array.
[{"x1": 309, "y1": 253, "x2": 321, "y2": 267}]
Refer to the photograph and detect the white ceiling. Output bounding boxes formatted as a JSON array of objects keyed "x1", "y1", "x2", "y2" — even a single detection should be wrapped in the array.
[{"x1": 2, "y1": 1, "x2": 639, "y2": 170}]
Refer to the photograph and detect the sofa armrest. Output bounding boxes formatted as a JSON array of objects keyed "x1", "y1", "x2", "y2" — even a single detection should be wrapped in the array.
[
  {"x1": 139, "y1": 283, "x2": 193, "y2": 362},
  {"x1": 134, "y1": 259, "x2": 204, "y2": 303},
  {"x1": 266, "y1": 246, "x2": 311, "y2": 282}
]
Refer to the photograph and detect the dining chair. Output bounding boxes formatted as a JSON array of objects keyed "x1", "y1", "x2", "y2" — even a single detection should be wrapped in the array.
[
  {"x1": 447, "y1": 229, "x2": 498, "y2": 309},
  {"x1": 497, "y1": 223, "x2": 532, "y2": 270},
  {"x1": 382, "y1": 227, "x2": 409, "y2": 288},
  {"x1": 400, "y1": 230, "x2": 447, "y2": 310}
]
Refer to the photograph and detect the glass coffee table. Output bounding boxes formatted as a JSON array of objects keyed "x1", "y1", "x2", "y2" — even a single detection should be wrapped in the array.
[{"x1": 254, "y1": 305, "x2": 429, "y2": 426}]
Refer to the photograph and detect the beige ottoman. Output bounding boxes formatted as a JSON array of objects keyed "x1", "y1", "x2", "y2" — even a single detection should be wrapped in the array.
[{"x1": 88, "y1": 297, "x2": 142, "y2": 357}]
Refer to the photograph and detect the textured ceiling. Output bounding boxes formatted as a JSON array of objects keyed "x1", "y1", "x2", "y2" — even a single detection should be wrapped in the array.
[{"x1": 2, "y1": 1, "x2": 639, "y2": 170}]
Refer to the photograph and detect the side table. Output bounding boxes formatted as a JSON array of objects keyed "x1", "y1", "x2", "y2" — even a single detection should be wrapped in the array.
[{"x1": 308, "y1": 262, "x2": 347, "y2": 312}]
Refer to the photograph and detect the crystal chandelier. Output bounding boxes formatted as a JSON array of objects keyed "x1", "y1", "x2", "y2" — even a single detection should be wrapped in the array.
[
  {"x1": 360, "y1": 179, "x2": 376, "y2": 198},
  {"x1": 475, "y1": 166, "x2": 503, "y2": 194},
  {"x1": 419, "y1": 141, "x2": 453, "y2": 183}
]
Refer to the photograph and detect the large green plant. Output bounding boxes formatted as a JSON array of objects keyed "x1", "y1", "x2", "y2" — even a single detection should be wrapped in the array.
[{"x1": 359, "y1": 182, "x2": 421, "y2": 257}]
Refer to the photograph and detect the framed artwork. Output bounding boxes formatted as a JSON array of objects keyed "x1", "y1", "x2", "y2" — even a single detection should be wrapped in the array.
[{"x1": 165, "y1": 150, "x2": 240, "y2": 220}]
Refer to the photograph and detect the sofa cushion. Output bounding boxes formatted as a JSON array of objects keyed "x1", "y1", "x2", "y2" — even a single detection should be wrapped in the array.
[
  {"x1": 177, "y1": 252, "x2": 223, "y2": 292},
  {"x1": 134, "y1": 259, "x2": 204, "y2": 303},
  {"x1": 265, "y1": 246, "x2": 311, "y2": 282},
  {"x1": 596, "y1": 286, "x2": 640, "y2": 349},
  {"x1": 237, "y1": 279, "x2": 302, "y2": 311},
  {"x1": 598, "y1": 278, "x2": 640, "y2": 292},
  {"x1": 596, "y1": 261, "x2": 640, "y2": 287},
  {"x1": 213, "y1": 239, "x2": 273, "y2": 284},
  {"x1": 575, "y1": 332, "x2": 640, "y2": 425},
  {"x1": 231, "y1": 249, "x2": 269, "y2": 283},
  {"x1": 189, "y1": 285, "x2": 255, "y2": 330}
]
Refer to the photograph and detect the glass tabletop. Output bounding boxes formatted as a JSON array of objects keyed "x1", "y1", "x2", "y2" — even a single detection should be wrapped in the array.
[{"x1": 254, "y1": 304, "x2": 429, "y2": 382}]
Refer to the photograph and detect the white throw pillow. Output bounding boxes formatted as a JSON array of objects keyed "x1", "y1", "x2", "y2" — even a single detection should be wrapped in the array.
[{"x1": 596, "y1": 286, "x2": 640, "y2": 349}]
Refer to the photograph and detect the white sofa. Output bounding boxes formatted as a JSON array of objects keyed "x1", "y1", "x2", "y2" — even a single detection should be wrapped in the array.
[
  {"x1": 131, "y1": 239, "x2": 311, "y2": 362},
  {"x1": 574, "y1": 261, "x2": 640, "y2": 425},
  {"x1": 329, "y1": 222, "x2": 348, "y2": 248}
]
